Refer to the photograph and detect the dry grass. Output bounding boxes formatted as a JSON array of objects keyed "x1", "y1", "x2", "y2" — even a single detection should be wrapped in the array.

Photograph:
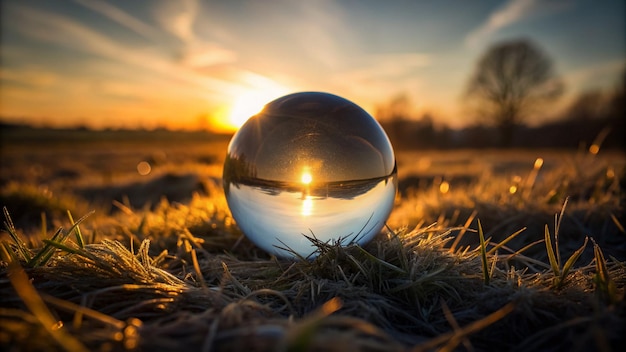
[{"x1": 1, "y1": 140, "x2": 625, "y2": 351}]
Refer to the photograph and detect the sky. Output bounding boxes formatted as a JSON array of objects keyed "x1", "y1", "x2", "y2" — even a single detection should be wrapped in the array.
[{"x1": 1, "y1": 0, "x2": 624, "y2": 132}]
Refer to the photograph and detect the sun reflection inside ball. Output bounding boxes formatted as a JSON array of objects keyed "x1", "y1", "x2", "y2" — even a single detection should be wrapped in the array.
[
  {"x1": 223, "y1": 92, "x2": 397, "y2": 259},
  {"x1": 301, "y1": 171, "x2": 313, "y2": 185}
]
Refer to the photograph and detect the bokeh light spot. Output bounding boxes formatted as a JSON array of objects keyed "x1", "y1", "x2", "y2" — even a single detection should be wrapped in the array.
[
  {"x1": 137, "y1": 161, "x2": 151, "y2": 176},
  {"x1": 439, "y1": 181, "x2": 450, "y2": 194}
]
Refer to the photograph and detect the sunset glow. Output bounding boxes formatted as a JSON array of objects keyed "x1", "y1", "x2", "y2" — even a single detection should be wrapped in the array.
[
  {"x1": 203, "y1": 83, "x2": 291, "y2": 133},
  {"x1": 228, "y1": 93, "x2": 268, "y2": 129},
  {"x1": 0, "y1": 0, "x2": 624, "y2": 130},
  {"x1": 225, "y1": 85, "x2": 291, "y2": 132}
]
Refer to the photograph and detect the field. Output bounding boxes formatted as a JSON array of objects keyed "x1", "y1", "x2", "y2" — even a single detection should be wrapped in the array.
[{"x1": 1, "y1": 128, "x2": 625, "y2": 351}]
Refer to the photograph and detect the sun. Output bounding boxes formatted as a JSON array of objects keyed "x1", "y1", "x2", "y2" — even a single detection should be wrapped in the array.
[
  {"x1": 227, "y1": 92, "x2": 271, "y2": 129},
  {"x1": 225, "y1": 86, "x2": 290, "y2": 131},
  {"x1": 204, "y1": 80, "x2": 290, "y2": 133}
]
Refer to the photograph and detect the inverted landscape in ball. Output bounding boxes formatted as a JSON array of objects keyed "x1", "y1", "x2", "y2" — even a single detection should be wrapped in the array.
[{"x1": 223, "y1": 92, "x2": 397, "y2": 259}]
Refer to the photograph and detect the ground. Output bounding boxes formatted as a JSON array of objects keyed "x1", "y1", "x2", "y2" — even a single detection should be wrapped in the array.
[{"x1": 1, "y1": 128, "x2": 625, "y2": 351}]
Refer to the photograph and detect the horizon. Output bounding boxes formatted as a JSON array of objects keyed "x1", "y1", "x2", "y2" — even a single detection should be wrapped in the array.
[{"x1": 1, "y1": 0, "x2": 624, "y2": 132}]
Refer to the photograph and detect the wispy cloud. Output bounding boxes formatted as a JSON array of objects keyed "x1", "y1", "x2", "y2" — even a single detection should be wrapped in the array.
[
  {"x1": 72, "y1": 0, "x2": 162, "y2": 43},
  {"x1": 344, "y1": 53, "x2": 431, "y2": 80},
  {"x1": 330, "y1": 53, "x2": 431, "y2": 110},
  {"x1": 151, "y1": 0, "x2": 241, "y2": 70},
  {"x1": 286, "y1": 0, "x2": 353, "y2": 68},
  {"x1": 562, "y1": 59, "x2": 626, "y2": 93},
  {"x1": 465, "y1": 0, "x2": 570, "y2": 47},
  {"x1": 0, "y1": 67, "x2": 59, "y2": 88},
  {"x1": 5, "y1": 4, "x2": 241, "y2": 96},
  {"x1": 181, "y1": 44, "x2": 238, "y2": 68},
  {"x1": 152, "y1": 0, "x2": 198, "y2": 42},
  {"x1": 230, "y1": 0, "x2": 354, "y2": 70}
]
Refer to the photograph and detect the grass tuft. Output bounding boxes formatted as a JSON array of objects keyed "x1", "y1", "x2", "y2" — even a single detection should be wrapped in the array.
[
  {"x1": 592, "y1": 238, "x2": 620, "y2": 305},
  {"x1": 543, "y1": 199, "x2": 590, "y2": 288},
  {"x1": 3, "y1": 206, "x2": 31, "y2": 263},
  {"x1": 3, "y1": 209, "x2": 95, "y2": 268},
  {"x1": 1, "y1": 147, "x2": 625, "y2": 350}
]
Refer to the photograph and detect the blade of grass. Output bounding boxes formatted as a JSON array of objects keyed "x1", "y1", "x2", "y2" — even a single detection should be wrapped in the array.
[
  {"x1": 68, "y1": 210, "x2": 95, "y2": 237},
  {"x1": 412, "y1": 302, "x2": 515, "y2": 352},
  {"x1": 3, "y1": 206, "x2": 32, "y2": 262},
  {"x1": 28, "y1": 227, "x2": 65, "y2": 267},
  {"x1": 386, "y1": 224, "x2": 410, "y2": 271},
  {"x1": 609, "y1": 212, "x2": 625, "y2": 233},
  {"x1": 274, "y1": 238, "x2": 308, "y2": 261},
  {"x1": 558, "y1": 237, "x2": 588, "y2": 287},
  {"x1": 40, "y1": 293, "x2": 125, "y2": 330},
  {"x1": 450, "y1": 210, "x2": 478, "y2": 253},
  {"x1": 284, "y1": 297, "x2": 343, "y2": 351},
  {"x1": 478, "y1": 219, "x2": 490, "y2": 285},
  {"x1": 592, "y1": 239, "x2": 618, "y2": 305},
  {"x1": 487, "y1": 227, "x2": 526, "y2": 255},
  {"x1": 356, "y1": 245, "x2": 406, "y2": 274},
  {"x1": 191, "y1": 248, "x2": 207, "y2": 289},
  {"x1": 7, "y1": 261, "x2": 88, "y2": 352},
  {"x1": 221, "y1": 262, "x2": 251, "y2": 296},
  {"x1": 1, "y1": 241, "x2": 19, "y2": 263},
  {"x1": 346, "y1": 252, "x2": 371, "y2": 280},
  {"x1": 136, "y1": 213, "x2": 148, "y2": 238},
  {"x1": 440, "y1": 299, "x2": 472, "y2": 352},
  {"x1": 41, "y1": 239, "x2": 82, "y2": 255},
  {"x1": 36, "y1": 211, "x2": 95, "y2": 267},
  {"x1": 489, "y1": 254, "x2": 498, "y2": 281},
  {"x1": 544, "y1": 225, "x2": 560, "y2": 277},
  {"x1": 67, "y1": 210, "x2": 85, "y2": 248},
  {"x1": 554, "y1": 197, "x2": 569, "y2": 269}
]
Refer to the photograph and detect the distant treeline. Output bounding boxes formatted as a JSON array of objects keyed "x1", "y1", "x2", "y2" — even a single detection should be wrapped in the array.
[
  {"x1": 2, "y1": 114, "x2": 623, "y2": 151},
  {"x1": 0, "y1": 122, "x2": 231, "y2": 146},
  {"x1": 380, "y1": 113, "x2": 625, "y2": 150}
]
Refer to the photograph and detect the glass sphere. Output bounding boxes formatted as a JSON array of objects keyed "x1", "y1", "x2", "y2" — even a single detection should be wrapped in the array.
[{"x1": 223, "y1": 92, "x2": 397, "y2": 259}]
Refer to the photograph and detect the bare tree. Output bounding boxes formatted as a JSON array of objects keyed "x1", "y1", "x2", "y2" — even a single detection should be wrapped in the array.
[{"x1": 466, "y1": 38, "x2": 563, "y2": 146}]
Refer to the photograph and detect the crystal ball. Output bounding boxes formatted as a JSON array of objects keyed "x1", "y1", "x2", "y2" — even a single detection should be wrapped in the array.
[{"x1": 223, "y1": 92, "x2": 397, "y2": 259}]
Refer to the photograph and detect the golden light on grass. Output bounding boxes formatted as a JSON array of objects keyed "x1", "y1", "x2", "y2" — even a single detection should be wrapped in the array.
[
  {"x1": 589, "y1": 144, "x2": 600, "y2": 155},
  {"x1": 534, "y1": 157, "x2": 544, "y2": 169}
]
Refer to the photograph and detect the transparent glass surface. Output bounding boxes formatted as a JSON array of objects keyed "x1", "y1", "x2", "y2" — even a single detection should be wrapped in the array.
[{"x1": 223, "y1": 92, "x2": 397, "y2": 259}]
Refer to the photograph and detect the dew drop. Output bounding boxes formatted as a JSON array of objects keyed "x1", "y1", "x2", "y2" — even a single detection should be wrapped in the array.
[{"x1": 223, "y1": 92, "x2": 397, "y2": 259}]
